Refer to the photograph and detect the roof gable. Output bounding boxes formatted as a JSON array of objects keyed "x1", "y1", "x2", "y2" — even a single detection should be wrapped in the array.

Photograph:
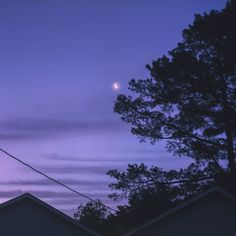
[
  {"x1": 124, "y1": 186, "x2": 236, "y2": 236},
  {"x1": 0, "y1": 193, "x2": 100, "y2": 236}
]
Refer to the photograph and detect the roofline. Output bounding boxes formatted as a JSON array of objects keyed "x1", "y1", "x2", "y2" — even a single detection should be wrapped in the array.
[
  {"x1": 0, "y1": 193, "x2": 101, "y2": 236},
  {"x1": 123, "y1": 186, "x2": 236, "y2": 236}
]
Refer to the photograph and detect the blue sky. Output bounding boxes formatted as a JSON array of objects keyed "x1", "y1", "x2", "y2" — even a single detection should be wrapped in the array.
[{"x1": 0, "y1": 0, "x2": 226, "y2": 215}]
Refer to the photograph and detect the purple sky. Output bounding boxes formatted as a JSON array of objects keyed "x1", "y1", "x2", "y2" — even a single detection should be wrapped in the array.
[{"x1": 0, "y1": 0, "x2": 226, "y2": 216}]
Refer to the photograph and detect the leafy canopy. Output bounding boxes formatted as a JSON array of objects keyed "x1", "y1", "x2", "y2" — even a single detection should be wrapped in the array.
[
  {"x1": 75, "y1": 2, "x2": 236, "y2": 235},
  {"x1": 114, "y1": 1, "x2": 236, "y2": 172}
]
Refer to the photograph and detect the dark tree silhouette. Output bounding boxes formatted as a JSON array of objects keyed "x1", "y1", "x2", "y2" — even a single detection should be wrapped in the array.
[
  {"x1": 105, "y1": 162, "x2": 216, "y2": 234},
  {"x1": 75, "y1": 2, "x2": 236, "y2": 235},
  {"x1": 107, "y1": 163, "x2": 216, "y2": 201},
  {"x1": 114, "y1": 1, "x2": 236, "y2": 174},
  {"x1": 74, "y1": 162, "x2": 225, "y2": 235},
  {"x1": 74, "y1": 200, "x2": 109, "y2": 234}
]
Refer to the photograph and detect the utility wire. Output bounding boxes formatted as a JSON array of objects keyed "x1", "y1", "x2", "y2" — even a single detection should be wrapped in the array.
[{"x1": 0, "y1": 148, "x2": 118, "y2": 213}]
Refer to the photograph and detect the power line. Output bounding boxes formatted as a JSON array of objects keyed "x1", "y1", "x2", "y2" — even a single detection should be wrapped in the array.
[{"x1": 0, "y1": 148, "x2": 118, "y2": 213}]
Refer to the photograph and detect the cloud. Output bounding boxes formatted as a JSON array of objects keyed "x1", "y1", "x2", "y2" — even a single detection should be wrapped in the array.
[
  {"x1": 0, "y1": 189, "x2": 118, "y2": 216},
  {"x1": 45, "y1": 152, "x2": 160, "y2": 163},
  {"x1": 0, "y1": 189, "x2": 108, "y2": 199},
  {"x1": 40, "y1": 164, "x2": 113, "y2": 175},
  {"x1": 49, "y1": 198, "x2": 86, "y2": 206},
  {"x1": 1, "y1": 178, "x2": 109, "y2": 187},
  {"x1": 0, "y1": 189, "x2": 117, "y2": 216},
  {"x1": 0, "y1": 116, "x2": 127, "y2": 141}
]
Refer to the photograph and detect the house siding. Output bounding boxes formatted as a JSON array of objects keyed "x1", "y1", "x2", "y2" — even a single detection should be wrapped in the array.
[
  {"x1": 0, "y1": 198, "x2": 94, "y2": 236},
  {"x1": 132, "y1": 192, "x2": 236, "y2": 236}
]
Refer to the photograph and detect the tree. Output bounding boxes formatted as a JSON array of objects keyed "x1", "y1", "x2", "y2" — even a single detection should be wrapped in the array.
[
  {"x1": 114, "y1": 1, "x2": 236, "y2": 174},
  {"x1": 107, "y1": 162, "x2": 218, "y2": 230},
  {"x1": 106, "y1": 184, "x2": 175, "y2": 234},
  {"x1": 75, "y1": 162, "x2": 217, "y2": 235},
  {"x1": 74, "y1": 174, "x2": 178, "y2": 235},
  {"x1": 75, "y1": 2, "x2": 236, "y2": 235},
  {"x1": 107, "y1": 163, "x2": 216, "y2": 201},
  {"x1": 74, "y1": 200, "x2": 109, "y2": 234}
]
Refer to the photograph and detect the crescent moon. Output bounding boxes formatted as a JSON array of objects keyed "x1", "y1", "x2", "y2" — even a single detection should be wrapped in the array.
[{"x1": 112, "y1": 82, "x2": 121, "y2": 91}]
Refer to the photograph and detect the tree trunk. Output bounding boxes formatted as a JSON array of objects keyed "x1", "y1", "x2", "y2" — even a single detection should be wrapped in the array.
[
  {"x1": 225, "y1": 126, "x2": 236, "y2": 174},
  {"x1": 222, "y1": 78, "x2": 236, "y2": 174}
]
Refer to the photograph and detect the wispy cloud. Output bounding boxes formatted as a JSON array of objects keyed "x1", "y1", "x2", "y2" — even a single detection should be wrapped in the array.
[
  {"x1": 0, "y1": 189, "x2": 118, "y2": 216},
  {"x1": 45, "y1": 152, "x2": 162, "y2": 163},
  {"x1": 0, "y1": 189, "x2": 108, "y2": 199},
  {"x1": 0, "y1": 116, "x2": 127, "y2": 141},
  {"x1": 0, "y1": 178, "x2": 109, "y2": 187},
  {"x1": 40, "y1": 164, "x2": 114, "y2": 175}
]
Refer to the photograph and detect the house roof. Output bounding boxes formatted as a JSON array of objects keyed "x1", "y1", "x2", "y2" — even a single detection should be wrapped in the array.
[
  {"x1": 0, "y1": 193, "x2": 101, "y2": 236},
  {"x1": 123, "y1": 185, "x2": 236, "y2": 236}
]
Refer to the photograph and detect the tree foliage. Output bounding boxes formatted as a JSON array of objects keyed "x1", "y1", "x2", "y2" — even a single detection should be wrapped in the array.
[
  {"x1": 114, "y1": 1, "x2": 236, "y2": 173},
  {"x1": 74, "y1": 200, "x2": 109, "y2": 234},
  {"x1": 75, "y1": 162, "x2": 220, "y2": 235},
  {"x1": 107, "y1": 162, "x2": 217, "y2": 201},
  {"x1": 75, "y1": 2, "x2": 236, "y2": 235}
]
